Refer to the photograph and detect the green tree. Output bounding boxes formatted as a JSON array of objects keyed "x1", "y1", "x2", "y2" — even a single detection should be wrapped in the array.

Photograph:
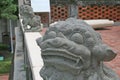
[{"x1": 0, "y1": 0, "x2": 17, "y2": 20}]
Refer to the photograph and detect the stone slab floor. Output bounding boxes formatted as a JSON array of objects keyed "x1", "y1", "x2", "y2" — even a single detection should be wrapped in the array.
[{"x1": 0, "y1": 26, "x2": 120, "y2": 80}]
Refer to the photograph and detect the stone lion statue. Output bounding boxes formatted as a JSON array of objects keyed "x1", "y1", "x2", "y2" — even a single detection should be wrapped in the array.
[
  {"x1": 19, "y1": 5, "x2": 42, "y2": 31},
  {"x1": 37, "y1": 18, "x2": 119, "y2": 80}
]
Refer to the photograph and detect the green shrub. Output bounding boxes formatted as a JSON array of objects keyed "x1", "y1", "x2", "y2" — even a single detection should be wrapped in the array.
[
  {"x1": 0, "y1": 54, "x2": 12, "y2": 74},
  {"x1": 0, "y1": 43, "x2": 9, "y2": 50},
  {"x1": 0, "y1": 61, "x2": 11, "y2": 74}
]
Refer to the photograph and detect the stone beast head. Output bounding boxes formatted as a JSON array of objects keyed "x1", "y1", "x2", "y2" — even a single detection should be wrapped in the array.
[
  {"x1": 19, "y1": 5, "x2": 41, "y2": 31},
  {"x1": 37, "y1": 18, "x2": 119, "y2": 80}
]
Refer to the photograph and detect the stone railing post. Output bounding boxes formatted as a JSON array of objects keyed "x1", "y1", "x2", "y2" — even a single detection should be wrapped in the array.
[{"x1": 12, "y1": 4, "x2": 43, "y2": 80}]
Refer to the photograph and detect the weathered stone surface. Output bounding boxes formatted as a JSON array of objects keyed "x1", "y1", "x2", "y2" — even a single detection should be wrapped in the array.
[
  {"x1": 13, "y1": 27, "x2": 26, "y2": 80},
  {"x1": 37, "y1": 18, "x2": 119, "y2": 80},
  {"x1": 19, "y1": 5, "x2": 42, "y2": 32}
]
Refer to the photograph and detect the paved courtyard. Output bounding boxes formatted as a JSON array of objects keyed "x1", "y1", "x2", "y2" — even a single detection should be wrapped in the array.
[{"x1": 0, "y1": 25, "x2": 120, "y2": 80}]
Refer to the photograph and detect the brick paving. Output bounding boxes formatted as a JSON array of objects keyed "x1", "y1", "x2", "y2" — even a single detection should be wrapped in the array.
[
  {"x1": 0, "y1": 26, "x2": 120, "y2": 80},
  {"x1": 0, "y1": 74, "x2": 9, "y2": 80}
]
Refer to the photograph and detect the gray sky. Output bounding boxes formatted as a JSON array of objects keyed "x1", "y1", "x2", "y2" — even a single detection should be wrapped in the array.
[{"x1": 31, "y1": 0, "x2": 50, "y2": 12}]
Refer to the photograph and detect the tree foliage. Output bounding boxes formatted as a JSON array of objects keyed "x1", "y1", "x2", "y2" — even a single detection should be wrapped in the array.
[{"x1": 0, "y1": 0, "x2": 17, "y2": 20}]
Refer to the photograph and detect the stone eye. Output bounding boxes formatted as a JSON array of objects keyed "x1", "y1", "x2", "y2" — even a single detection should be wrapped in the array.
[
  {"x1": 71, "y1": 33, "x2": 83, "y2": 44},
  {"x1": 47, "y1": 31, "x2": 56, "y2": 39}
]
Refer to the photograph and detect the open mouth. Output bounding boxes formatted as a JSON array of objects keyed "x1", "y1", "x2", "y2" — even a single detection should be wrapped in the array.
[{"x1": 41, "y1": 48, "x2": 84, "y2": 72}]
